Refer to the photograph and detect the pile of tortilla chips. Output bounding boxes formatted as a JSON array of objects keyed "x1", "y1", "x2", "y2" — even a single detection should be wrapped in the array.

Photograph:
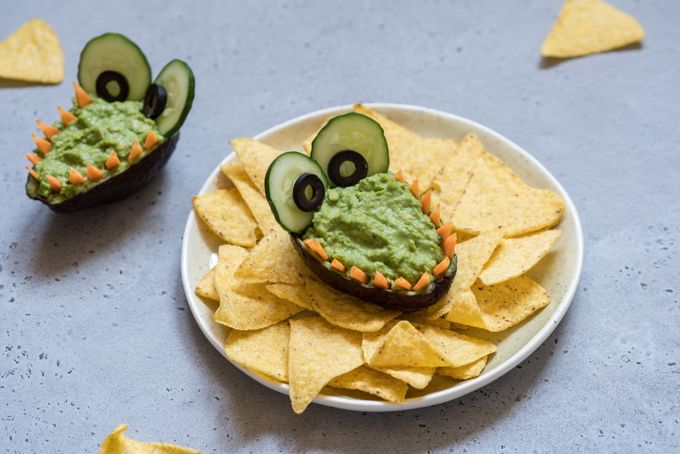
[
  {"x1": 192, "y1": 104, "x2": 564, "y2": 413},
  {"x1": 0, "y1": 19, "x2": 64, "y2": 84}
]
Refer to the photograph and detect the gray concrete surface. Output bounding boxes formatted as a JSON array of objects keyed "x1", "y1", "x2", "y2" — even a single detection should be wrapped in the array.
[{"x1": 1, "y1": 0, "x2": 679, "y2": 452}]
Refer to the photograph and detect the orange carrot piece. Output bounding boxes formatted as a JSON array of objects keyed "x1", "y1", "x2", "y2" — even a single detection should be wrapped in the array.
[
  {"x1": 330, "y1": 259, "x2": 346, "y2": 273},
  {"x1": 436, "y1": 223, "x2": 453, "y2": 241},
  {"x1": 25, "y1": 166, "x2": 40, "y2": 180},
  {"x1": 433, "y1": 257, "x2": 451, "y2": 276},
  {"x1": 421, "y1": 189, "x2": 432, "y2": 214},
  {"x1": 35, "y1": 119, "x2": 60, "y2": 139},
  {"x1": 430, "y1": 204, "x2": 441, "y2": 226},
  {"x1": 394, "y1": 277, "x2": 411, "y2": 290},
  {"x1": 86, "y1": 164, "x2": 103, "y2": 181},
  {"x1": 68, "y1": 167, "x2": 85, "y2": 185},
  {"x1": 314, "y1": 243, "x2": 329, "y2": 261},
  {"x1": 32, "y1": 134, "x2": 51, "y2": 154},
  {"x1": 410, "y1": 179, "x2": 419, "y2": 197},
  {"x1": 25, "y1": 153, "x2": 41, "y2": 165},
  {"x1": 413, "y1": 272, "x2": 431, "y2": 291},
  {"x1": 303, "y1": 239, "x2": 317, "y2": 250},
  {"x1": 373, "y1": 271, "x2": 389, "y2": 289},
  {"x1": 144, "y1": 130, "x2": 158, "y2": 150},
  {"x1": 394, "y1": 170, "x2": 406, "y2": 182},
  {"x1": 73, "y1": 81, "x2": 92, "y2": 108},
  {"x1": 57, "y1": 105, "x2": 77, "y2": 126},
  {"x1": 444, "y1": 233, "x2": 457, "y2": 259},
  {"x1": 128, "y1": 141, "x2": 143, "y2": 162},
  {"x1": 46, "y1": 175, "x2": 61, "y2": 193},
  {"x1": 105, "y1": 150, "x2": 121, "y2": 169},
  {"x1": 349, "y1": 266, "x2": 369, "y2": 284}
]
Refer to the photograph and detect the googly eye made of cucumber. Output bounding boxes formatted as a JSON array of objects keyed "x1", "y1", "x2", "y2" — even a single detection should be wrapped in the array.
[
  {"x1": 310, "y1": 112, "x2": 389, "y2": 187},
  {"x1": 265, "y1": 152, "x2": 328, "y2": 233}
]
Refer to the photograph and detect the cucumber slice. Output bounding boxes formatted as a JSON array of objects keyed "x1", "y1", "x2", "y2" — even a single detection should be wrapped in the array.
[
  {"x1": 311, "y1": 112, "x2": 389, "y2": 187},
  {"x1": 265, "y1": 152, "x2": 328, "y2": 233},
  {"x1": 78, "y1": 33, "x2": 151, "y2": 101},
  {"x1": 152, "y1": 59, "x2": 195, "y2": 136}
]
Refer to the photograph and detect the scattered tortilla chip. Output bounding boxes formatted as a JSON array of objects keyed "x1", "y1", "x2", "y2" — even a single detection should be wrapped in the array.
[
  {"x1": 329, "y1": 366, "x2": 408, "y2": 403},
  {"x1": 288, "y1": 316, "x2": 364, "y2": 413},
  {"x1": 99, "y1": 424, "x2": 201, "y2": 454},
  {"x1": 192, "y1": 188, "x2": 258, "y2": 247},
  {"x1": 367, "y1": 321, "x2": 449, "y2": 367},
  {"x1": 266, "y1": 283, "x2": 313, "y2": 311},
  {"x1": 194, "y1": 268, "x2": 218, "y2": 301},
  {"x1": 452, "y1": 152, "x2": 565, "y2": 237},
  {"x1": 542, "y1": 0, "x2": 644, "y2": 58},
  {"x1": 0, "y1": 19, "x2": 63, "y2": 84},
  {"x1": 230, "y1": 137, "x2": 284, "y2": 195},
  {"x1": 479, "y1": 229, "x2": 561, "y2": 286},
  {"x1": 221, "y1": 162, "x2": 277, "y2": 233},
  {"x1": 225, "y1": 321, "x2": 289, "y2": 382},
  {"x1": 439, "y1": 356, "x2": 488, "y2": 381},
  {"x1": 234, "y1": 229, "x2": 310, "y2": 285},
  {"x1": 417, "y1": 325, "x2": 497, "y2": 368},
  {"x1": 305, "y1": 278, "x2": 400, "y2": 333}
]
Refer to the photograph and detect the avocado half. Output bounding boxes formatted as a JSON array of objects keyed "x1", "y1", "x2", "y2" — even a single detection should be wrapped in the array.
[
  {"x1": 290, "y1": 234, "x2": 457, "y2": 312},
  {"x1": 26, "y1": 133, "x2": 179, "y2": 213}
]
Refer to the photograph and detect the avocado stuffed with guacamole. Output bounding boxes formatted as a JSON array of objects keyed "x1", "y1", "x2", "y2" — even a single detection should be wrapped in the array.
[
  {"x1": 265, "y1": 112, "x2": 457, "y2": 311},
  {"x1": 25, "y1": 33, "x2": 195, "y2": 212}
]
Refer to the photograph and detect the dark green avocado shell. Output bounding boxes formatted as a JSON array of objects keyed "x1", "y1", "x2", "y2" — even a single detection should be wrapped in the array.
[
  {"x1": 25, "y1": 133, "x2": 179, "y2": 213},
  {"x1": 290, "y1": 234, "x2": 457, "y2": 312}
]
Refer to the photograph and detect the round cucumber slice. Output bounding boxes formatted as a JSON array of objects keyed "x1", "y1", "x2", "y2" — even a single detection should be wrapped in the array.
[
  {"x1": 152, "y1": 59, "x2": 195, "y2": 137},
  {"x1": 78, "y1": 33, "x2": 151, "y2": 101},
  {"x1": 311, "y1": 112, "x2": 389, "y2": 187},
  {"x1": 265, "y1": 152, "x2": 328, "y2": 233}
]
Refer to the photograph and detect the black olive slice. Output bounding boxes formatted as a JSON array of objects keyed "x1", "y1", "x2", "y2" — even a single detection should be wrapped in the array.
[
  {"x1": 293, "y1": 173, "x2": 325, "y2": 212},
  {"x1": 142, "y1": 83, "x2": 168, "y2": 120},
  {"x1": 95, "y1": 70, "x2": 130, "y2": 102},
  {"x1": 327, "y1": 150, "x2": 369, "y2": 187}
]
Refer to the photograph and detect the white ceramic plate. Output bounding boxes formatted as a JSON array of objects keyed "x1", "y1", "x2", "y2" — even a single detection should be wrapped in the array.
[{"x1": 181, "y1": 103, "x2": 584, "y2": 412}]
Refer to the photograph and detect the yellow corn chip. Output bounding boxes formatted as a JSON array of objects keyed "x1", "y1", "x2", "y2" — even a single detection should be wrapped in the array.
[
  {"x1": 305, "y1": 278, "x2": 400, "y2": 333},
  {"x1": 452, "y1": 152, "x2": 565, "y2": 237},
  {"x1": 479, "y1": 229, "x2": 561, "y2": 286},
  {"x1": 225, "y1": 321, "x2": 290, "y2": 382},
  {"x1": 266, "y1": 283, "x2": 313, "y2": 311},
  {"x1": 221, "y1": 162, "x2": 277, "y2": 233},
  {"x1": 230, "y1": 137, "x2": 284, "y2": 195},
  {"x1": 194, "y1": 268, "x2": 218, "y2": 301},
  {"x1": 444, "y1": 288, "x2": 486, "y2": 327},
  {"x1": 192, "y1": 188, "x2": 258, "y2": 247},
  {"x1": 288, "y1": 316, "x2": 364, "y2": 413},
  {"x1": 417, "y1": 325, "x2": 497, "y2": 368},
  {"x1": 329, "y1": 366, "x2": 408, "y2": 403},
  {"x1": 438, "y1": 355, "x2": 488, "y2": 380},
  {"x1": 99, "y1": 424, "x2": 201, "y2": 454},
  {"x1": 542, "y1": 0, "x2": 644, "y2": 58},
  {"x1": 400, "y1": 313, "x2": 450, "y2": 329},
  {"x1": 367, "y1": 321, "x2": 450, "y2": 368},
  {"x1": 0, "y1": 19, "x2": 63, "y2": 84},
  {"x1": 234, "y1": 228, "x2": 311, "y2": 285}
]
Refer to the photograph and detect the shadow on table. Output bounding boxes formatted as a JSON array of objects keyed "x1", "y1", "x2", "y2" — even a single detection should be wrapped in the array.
[{"x1": 539, "y1": 42, "x2": 643, "y2": 69}]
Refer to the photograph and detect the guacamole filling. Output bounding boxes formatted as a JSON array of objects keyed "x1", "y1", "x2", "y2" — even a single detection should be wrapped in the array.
[
  {"x1": 304, "y1": 173, "x2": 444, "y2": 284},
  {"x1": 31, "y1": 97, "x2": 163, "y2": 202}
]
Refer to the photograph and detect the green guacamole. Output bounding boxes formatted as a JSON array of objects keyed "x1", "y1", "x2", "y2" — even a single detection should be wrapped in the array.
[
  {"x1": 304, "y1": 173, "x2": 444, "y2": 284},
  {"x1": 31, "y1": 97, "x2": 163, "y2": 202}
]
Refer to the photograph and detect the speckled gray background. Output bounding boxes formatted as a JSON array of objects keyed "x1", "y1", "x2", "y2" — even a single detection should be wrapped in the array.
[{"x1": 1, "y1": 0, "x2": 678, "y2": 452}]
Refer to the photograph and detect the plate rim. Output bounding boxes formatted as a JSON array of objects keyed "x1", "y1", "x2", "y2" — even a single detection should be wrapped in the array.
[{"x1": 180, "y1": 102, "x2": 584, "y2": 412}]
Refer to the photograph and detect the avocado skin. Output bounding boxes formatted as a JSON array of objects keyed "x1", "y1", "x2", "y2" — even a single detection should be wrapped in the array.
[
  {"x1": 291, "y1": 234, "x2": 457, "y2": 312},
  {"x1": 26, "y1": 133, "x2": 179, "y2": 213}
]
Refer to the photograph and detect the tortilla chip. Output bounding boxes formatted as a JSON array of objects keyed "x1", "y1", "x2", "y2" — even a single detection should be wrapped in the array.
[
  {"x1": 99, "y1": 424, "x2": 201, "y2": 454},
  {"x1": 234, "y1": 229, "x2": 310, "y2": 285},
  {"x1": 221, "y1": 162, "x2": 277, "y2": 233},
  {"x1": 542, "y1": 0, "x2": 644, "y2": 58},
  {"x1": 305, "y1": 278, "x2": 400, "y2": 333},
  {"x1": 400, "y1": 313, "x2": 450, "y2": 329},
  {"x1": 417, "y1": 325, "x2": 497, "y2": 368},
  {"x1": 0, "y1": 19, "x2": 63, "y2": 84},
  {"x1": 443, "y1": 288, "x2": 486, "y2": 327},
  {"x1": 329, "y1": 366, "x2": 408, "y2": 403},
  {"x1": 194, "y1": 268, "x2": 218, "y2": 301},
  {"x1": 230, "y1": 137, "x2": 284, "y2": 195},
  {"x1": 214, "y1": 244, "x2": 302, "y2": 330},
  {"x1": 438, "y1": 355, "x2": 488, "y2": 380},
  {"x1": 288, "y1": 316, "x2": 364, "y2": 413},
  {"x1": 452, "y1": 152, "x2": 565, "y2": 237},
  {"x1": 192, "y1": 188, "x2": 258, "y2": 247},
  {"x1": 224, "y1": 321, "x2": 290, "y2": 382},
  {"x1": 266, "y1": 283, "x2": 313, "y2": 311},
  {"x1": 479, "y1": 229, "x2": 561, "y2": 286},
  {"x1": 367, "y1": 321, "x2": 449, "y2": 368}
]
